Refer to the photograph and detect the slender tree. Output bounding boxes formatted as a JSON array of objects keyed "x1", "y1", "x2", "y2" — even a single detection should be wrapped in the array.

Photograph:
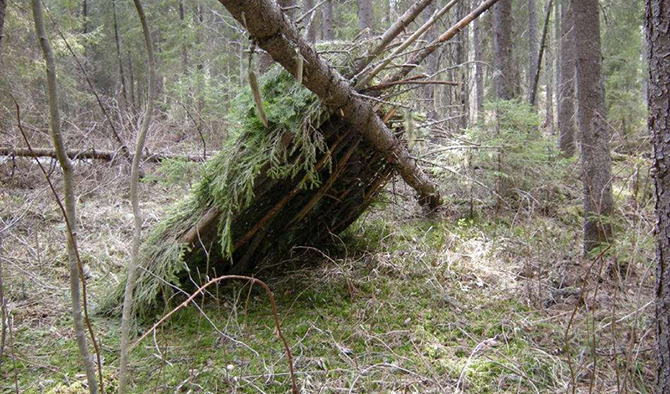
[
  {"x1": 492, "y1": 0, "x2": 515, "y2": 100},
  {"x1": 557, "y1": 0, "x2": 575, "y2": 156},
  {"x1": 645, "y1": 1, "x2": 670, "y2": 392},
  {"x1": 30, "y1": 0, "x2": 99, "y2": 392},
  {"x1": 421, "y1": 1, "x2": 439, "y2": 121},
  {"x1": 544, "y1": 0, "x2": 554, "y2": 134},
  {"x1": 112, "y1": 0, "x2": 129, "y2": 114},
  {"x1": 473, "y1": 15, "x2": 486, "y2": 121},
  {"x1": 572, "y1": 0, "x2": 613, "y2": 254},
  {"x1": 118, "y1": 0, "x2": 157, "y2": 391}
]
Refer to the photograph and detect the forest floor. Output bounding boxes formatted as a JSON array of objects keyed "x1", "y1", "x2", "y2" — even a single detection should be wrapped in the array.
[{"x1": 0, "y1": 151, "x2": 657, "y2": 393}]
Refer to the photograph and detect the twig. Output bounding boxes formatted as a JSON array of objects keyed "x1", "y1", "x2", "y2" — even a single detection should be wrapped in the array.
[{"x1": 131, "y1": 275, "x2": 300, "y2": 394}]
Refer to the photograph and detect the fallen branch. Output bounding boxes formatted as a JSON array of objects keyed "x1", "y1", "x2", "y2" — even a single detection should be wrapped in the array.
[
  {"x1": 367, "y1": 79, "x2": 458, "y2": 91},
  {"x1": 0, "y1": 147, "x2": 206, "y2": 163}
]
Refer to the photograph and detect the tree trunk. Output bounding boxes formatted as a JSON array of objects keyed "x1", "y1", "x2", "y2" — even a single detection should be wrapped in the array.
[
  {"x1": 81, "y1": 0, "x2": 88, "y2": 34},
  {"x1": 528, "y1": 0, "x2": 538, "y2": 101},
  {"x1": 492, "y1": 0, "x2": 515, "y2": 100},
  {"x1": 572, "y1": 0, "x2": 613, "y2": 255},
  {"x1": 557, "y1": 0, "x2": 576, "y2": 156},
  {"x1": 358, "y1": 0, "x2": 373, "y2": 37},
  {"x1": 545, "y1": 0, "x2": 554, "y2": 134},
  {"x1": 455, "y1": 0, "x2": 469, "y2": 131},
  {"x1": 322, "y1": 0, "x2": 333, "y2": 40},
  {"x1": 179, "y1": 0, "x2": 188, "y2": 74},
  {"x1": 112, "y1": 0, "x2": 129, "y2": 114},
  {"x1": 645, "y1": 1, "x2": 670, "y2": 392},
  {"x1": 0, "y1": 0, "x2": 6, "y2": 56},
  {"x1": 119, "y1": 0, "x2": 157, "y2": 390},
  {"x1": 304, "y1": 0, "x2": 317, "y2": 43},
  {"x1": 473, "y1": 15, "x2": 485, "y2": 122},
  {"x1": 260, "y1": 0, "x2": 296, "y2": 72},
  {"x1": 421, "y1": 1, "x2": 439, "y2": 121},
  {"x1": 215, "y1": 0, "x2": 441, "y2": 208},
  {"x1": 30, "y1": 0, "x2": 99, "y2": 392}
]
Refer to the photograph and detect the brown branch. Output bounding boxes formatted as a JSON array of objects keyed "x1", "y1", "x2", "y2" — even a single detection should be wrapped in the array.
[
  {"x1": 379, "y1": 0, "x2": 502, "y2": 87},
  {"x1": 131, "y1": 275, "x2": 299, "y2": 394},
  {"x1": 0, "y1": 147, "x2": 206, "y2": 163},
  {"x1": 367, "y1": 79, "x2": 458, "y2": 91}
]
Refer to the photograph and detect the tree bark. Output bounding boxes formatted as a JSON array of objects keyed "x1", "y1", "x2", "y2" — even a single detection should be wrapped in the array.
[
  {"x1": 30, "y1": 0, "x2": 99, "y2": 392},
  {"x1": 528, "y1": 0, "x2": 538, "y2": 101},
  {"x1": 492, "y1": 0, "x2": 515, "y2": 100},
  {"x1": 557, "y1": 0, "x2": 576, "y2": 157},
  {"x1": 572, "y1": 0, "x2": 613, "y2": 255},
  {"x1": 112, "y1": 0, "x2": 129, "y2": 114},
  {"x1": 358, "y1": 0, "x2": 373, "y2": 37},
  {"x1": 473, "y1": 15, "x2": 485, "y2": 122},
  {"x1": 215, "y1": 0, "x2": 441, "y2": 208},
  {"x1": 0, "y1": 0, "x2": 6, "y2": 57},
  {"x1": 322, "y1": 0, "x2": 333, "y2": 40},
  {"x1": 645, "y1": 1, "x2": 670, "y2": 392},
  {"x1": 0, "y1": 147, "x2": 204, "y2": 163}
]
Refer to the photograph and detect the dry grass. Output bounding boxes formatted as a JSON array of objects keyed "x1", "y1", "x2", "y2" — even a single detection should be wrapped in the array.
[{"x1": 0, "y1": 130, "x2": 657, "y2": 393}]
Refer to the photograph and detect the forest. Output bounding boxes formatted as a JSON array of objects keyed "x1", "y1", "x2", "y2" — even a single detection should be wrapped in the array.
[{"x1": 1, "y1": 0, "x2": 669, "y2": 392}]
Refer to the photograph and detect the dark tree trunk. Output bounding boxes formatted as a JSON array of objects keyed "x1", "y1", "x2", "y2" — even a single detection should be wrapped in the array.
[
  {"x1": 322, "y1": 0, "x2": 333, "y2": 40},
  {"x1": 492, "y1": 0, "x2": 515, "y2": 100},
  {"x1": 455, "y1": 0, "x2": 469, "y2": 131},
  {"x1": 0, "y1": 0, "x2": 6, "y2": 56},
  {"x1": 572, "y1": 0, "x2": 613, "y2": 255},
  {"x1": 557, "y1": 0, "x2": 576, "y2": 156},
  {"x1": 528, "y1": 0, "x2": 538, "y2": 100},
  {"x1": 112, "y1": 0, "x2": 129, "y2": 113},
  {"x1": 645, "y1": 1, "x2": 670, "y2": 392},
  {"x1": 358, "y1": 0, "x2": 373, "y2": 37},
  {"x1": 82, "y1": 0, "x2": 88, "y2": 34},
  {"x1": 473, "y1": 14, "x2": 486, "y2": 121},
  {"x1": 179, "y1": 0, "x2": 188, "y2": 74},
  {"x1": 545, "y1": 0, "x2": 555, "y2": 134}
]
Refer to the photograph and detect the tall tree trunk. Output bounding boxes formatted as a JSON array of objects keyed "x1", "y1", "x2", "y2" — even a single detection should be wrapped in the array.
[
  {"x1": 527, "y1": 0, "x2": 538, "y2": 101},
  {"x1": 0, "y1": 0, "x2": 6, "y2": 57},
  {"x1": 544, "y1": 4, "x2": 554, "y2": 134},
  {"x1": 81, "y1": 0, "x2": 88, "y2": 34},
  {"x1": 572, "y1": 0, "x2": 613, "y2": 255},
  {"x1": 215, "y1": 0, "x2": 441, "y2": 208},
  {"x1": 30, "y1": 0, "x2": 99, "y2": 392},
  {"x1": 492, "y1": 0, "x2": 515, "y2": 100},
  {"x1": 645, "y1": 1, "x2": 670, "y2": 392},
  {"x1": 456, "y1": 0, "x2": 469, "y2": 131},
  {"x1": 557, "y1": 0, "x2": 575, "y2": 156},
  {"x1": 473, "y1": 15, "x2": 485, "y2": 122},
  {"x1": 421, "y1": 1, "x2": 439, "y2": 121},
  {"x1": 118, "y1": 0, "x2": 156, "y2": 391},
  {"x1": 112, "y1": 0, "x2": 129, "y2": 114},
  {"x1": 179, "y1": 0, "x2": 188, "y2": 74},
  {"x1": 322, "y1": 0, "x2": 333, "y2": 40},
  {"x1": 358, "y1": 0, "x2": 373, "y2": 37}
]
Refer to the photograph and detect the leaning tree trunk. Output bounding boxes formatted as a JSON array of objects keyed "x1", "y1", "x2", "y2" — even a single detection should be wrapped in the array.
[
  {"x1": 557, "y1": 0, "x2": 576, "y2": 157},
  {"x1": 30, "y1": 0, "x2": 99, "y2": 392},
  {"x1": 215, "y1": 0, "x2": 441, "y2": 208},
  {"x1": 572, "y1": 0, "x2": 613, "y2": 255},
  {"x1": 527, "y1": 0, "x2": 538, "y2": 101},
  {"x1": 645, "y1": 1, "x2": 670, "y2": 392}
]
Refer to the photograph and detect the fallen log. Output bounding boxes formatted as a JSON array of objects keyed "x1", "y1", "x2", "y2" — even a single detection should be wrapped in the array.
[{"x1": 0, "y1": 147, "x2": 206, "y2": 163}]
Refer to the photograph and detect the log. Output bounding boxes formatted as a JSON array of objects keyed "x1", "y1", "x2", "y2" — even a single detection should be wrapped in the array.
[
  {"x1": 0, "y1": 147, "x2": 206, "y2": 163},
  {"x1": 214, "y1": 0, "x2": 441, "y2": 208}
]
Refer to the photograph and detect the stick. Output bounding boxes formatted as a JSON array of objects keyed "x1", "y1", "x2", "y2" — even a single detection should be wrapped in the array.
[{"x1": 0, "y1": 146, "x2": 206, "y2": 163}]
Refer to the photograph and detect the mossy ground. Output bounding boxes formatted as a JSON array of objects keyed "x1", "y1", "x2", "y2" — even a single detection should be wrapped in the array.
[{"x1": 0, "y1": 147, "x2": 656, "y2": 393}]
